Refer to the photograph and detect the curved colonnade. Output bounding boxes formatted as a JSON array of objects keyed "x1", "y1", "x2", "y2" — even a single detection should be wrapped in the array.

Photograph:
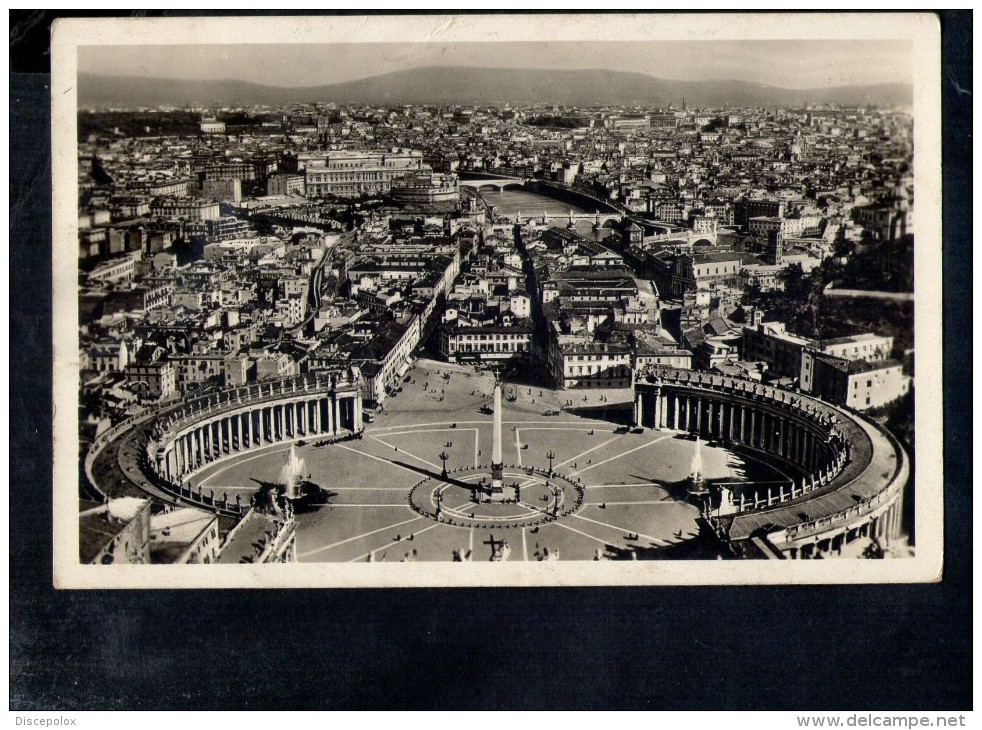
[
  {"x1": 635, "y1": 368, "x2": 909, "y2": 558},
  {"x1": 86, "y1": 370, "x2": 363, "y2": 517}
]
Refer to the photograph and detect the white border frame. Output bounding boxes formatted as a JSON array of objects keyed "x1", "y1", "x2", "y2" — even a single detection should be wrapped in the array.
[{"x1": 51, "y1": 13, "x2": 943, "y2": 588}]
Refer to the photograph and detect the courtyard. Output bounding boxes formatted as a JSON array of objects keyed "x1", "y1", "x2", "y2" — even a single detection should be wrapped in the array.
[{"x1": 188, "y1": 359, "x2": 784, "y2": 561}]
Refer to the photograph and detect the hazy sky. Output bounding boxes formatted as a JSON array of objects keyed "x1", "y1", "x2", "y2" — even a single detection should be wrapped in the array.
[{"x1": 79, "y1": 40, "x2": 912, "y2": 90}]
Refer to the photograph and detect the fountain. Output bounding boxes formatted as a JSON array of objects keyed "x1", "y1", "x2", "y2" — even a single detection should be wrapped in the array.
[
  {"x1": 280, "y1": 444, "x2": 307, "y2": 501},
  {"x1": 687, "y1": 436, "x2": 709, "y2": 498}
]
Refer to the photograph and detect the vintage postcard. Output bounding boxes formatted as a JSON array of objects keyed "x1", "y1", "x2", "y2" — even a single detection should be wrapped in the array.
[{"x1": 50, "y1": 13, "x2": 942, "y2": 588}]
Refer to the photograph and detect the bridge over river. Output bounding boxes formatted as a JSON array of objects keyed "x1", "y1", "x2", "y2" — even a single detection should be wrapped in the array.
[{"x1": 458, "y1": 173, "x2": 710, "y2": 243}]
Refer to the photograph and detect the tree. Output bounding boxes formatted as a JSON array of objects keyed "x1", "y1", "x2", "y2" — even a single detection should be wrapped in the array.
[
  {"x1": 742, "y1": 280, "x2": 763, "y2": 306},
  {"x1": 779, "y1": 263, "x2": 808, "y2": 301}
]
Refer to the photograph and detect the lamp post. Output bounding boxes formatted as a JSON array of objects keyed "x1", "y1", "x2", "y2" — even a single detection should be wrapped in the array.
[
  {"x1": 439, "y1": 450, "x2": 449, "y2": 478},
  {"x1": 546, "y1": 449, "x2": 556, "y2": 477}
]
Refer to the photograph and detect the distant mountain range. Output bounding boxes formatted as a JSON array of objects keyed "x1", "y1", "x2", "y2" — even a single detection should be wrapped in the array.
[{"x1": 79, "y1": 66, "x2": 912, "y2": 109}]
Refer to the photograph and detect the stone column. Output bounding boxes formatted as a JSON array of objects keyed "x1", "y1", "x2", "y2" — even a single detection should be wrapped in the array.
[
  {"x1": 190, "y1": 429, "x2": 199, "y2": 468},
  {"x1": 333, "y1": 396, "x2": 342, "y2": 433},
  {"x1": 634, "y1": 393, "x2": 644, "y2": 428},
  {"x1": 673, "y1": 395, "x2": 680, "y2": 430},
  {"x1": 891, "y1": 495, "x2": 904, "y2": 542},
  {"x1": 178, "y1": 436, "x2": 187, "y2": 475}
]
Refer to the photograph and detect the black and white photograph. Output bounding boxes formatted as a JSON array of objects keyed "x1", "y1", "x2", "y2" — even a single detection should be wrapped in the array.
[{"x1": 49, "y1": 13, "x2": 943, "y2": 587}]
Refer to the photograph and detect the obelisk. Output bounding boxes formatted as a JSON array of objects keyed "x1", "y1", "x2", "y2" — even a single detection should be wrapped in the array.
[{"x1": 490, "y1": 380, "x2": 503, "y2": 490}]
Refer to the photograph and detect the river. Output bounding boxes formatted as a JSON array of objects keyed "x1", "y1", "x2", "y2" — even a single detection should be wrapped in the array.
[
  {"x1": 476, "y1": 188, "x2": 611, "y2": 241},
  {"x1": 478, "y1": 189, "x2": 588, "y2": 216}
]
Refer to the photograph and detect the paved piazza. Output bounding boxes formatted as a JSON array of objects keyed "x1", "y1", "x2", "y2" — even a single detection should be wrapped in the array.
[{"x1": 188, "y1": 359, "x2": 784, "y2": 562}]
